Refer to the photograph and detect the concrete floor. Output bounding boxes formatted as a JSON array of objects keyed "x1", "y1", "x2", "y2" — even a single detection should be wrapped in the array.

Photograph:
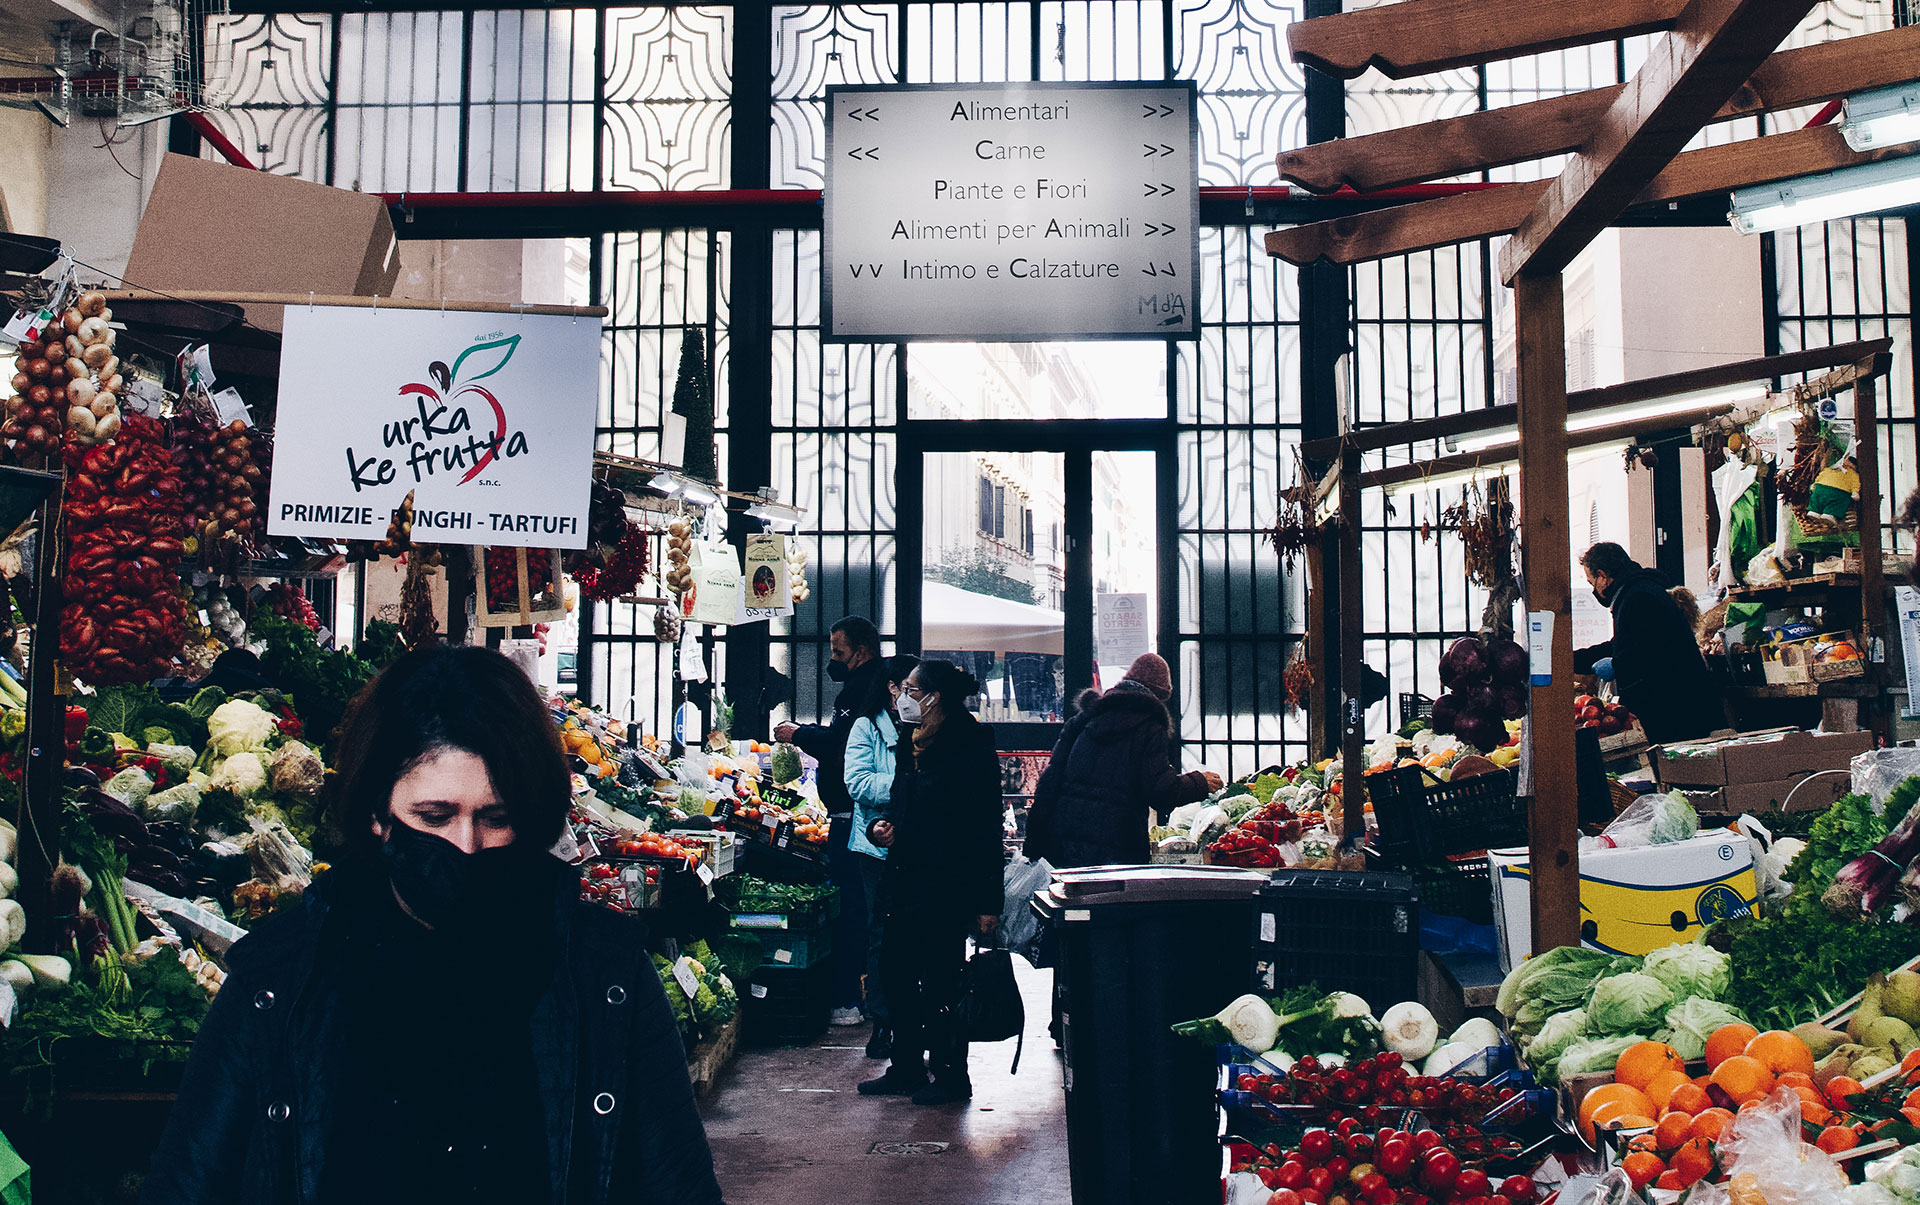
[{"x1": 701, "y1": 960, "x2": 1071, "y2": 1204}]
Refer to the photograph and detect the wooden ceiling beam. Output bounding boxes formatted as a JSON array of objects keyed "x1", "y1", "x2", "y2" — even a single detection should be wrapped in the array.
[
  {"x1": 1265, "y1": 125, "x2": 1913, "y2": 266},
  {"x1": 1498, "y1": 0, "x2": 1821, "y2": 282},
  {"x1": 1286, "y1": 0, "x2": 1684, "y2": 80},
  {"x1": 1278, "y1": 25, "x2": 1920, "y2": 195}
]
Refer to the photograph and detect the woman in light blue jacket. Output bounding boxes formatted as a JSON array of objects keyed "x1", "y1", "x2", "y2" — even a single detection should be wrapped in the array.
[{"x1": 843, "y1": 653, "x2": 917, "y2": 1062}]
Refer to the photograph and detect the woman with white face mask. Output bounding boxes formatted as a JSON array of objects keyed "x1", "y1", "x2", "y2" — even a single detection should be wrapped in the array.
[{"x1": 842, "y1": 654, "x2": 920, "y2": 1061}]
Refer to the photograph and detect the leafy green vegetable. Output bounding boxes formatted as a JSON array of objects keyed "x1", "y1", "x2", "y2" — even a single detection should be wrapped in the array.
[
  {"x1": 1524, "y1": 1008, "x2": 1587, "y2": 1065},
  {"x1": 1549, "y1": 1033, "x2": 1647, "y2": 1084},
  {"x1": 1586, "y1": 972, "x2": 1674, "y2": 1035},
  {"x1": 1641, "y1": 942, "x2": 1731, "y2": 1002},
  {"x1": 717, "y1": 872, "x2": 836, "y2": 914},
  {"x1": 1657, "y1": 997, "x2": 1750, "y2": 1062},
  {"x1": 1715, "y1": 908, "x2": 1920, "y2": 1031},
  {"x1": 357, "y1": 620, "x2": 408, "y2": 669},
  {"x1": 1788, "y1": 792, "x2": 1888, "y2": 904},
  {"x1": 85, "y1": 685, "x2": 207, "y2": 748},
  {"x1": 186, "y1": 687, "x2": 228, "y2": 722},
  {"x1": 1263, "y1": 983, "x2": 1383, "y2": 1059},
  {"x1": 252, "y1": 614, "x2": 377, "y2": 751}
]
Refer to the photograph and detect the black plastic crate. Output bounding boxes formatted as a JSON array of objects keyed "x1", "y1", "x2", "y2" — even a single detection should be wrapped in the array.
[
  {"x1": 1399, "y1": 692, "x2": 1434, "y2": 730},
  {"x1": 1411, "y1": 855, "x2": 1494, "y2": 926},
  {"x1": 741, "y1": 960, "x2": 832, "y2": 1046},
  {"x1": 1367, "y1": 765, "x2": 1526, "y2": 863},
  {"x1": 1252, "y1": 869, "x2": 1419, "y2": 1011}
]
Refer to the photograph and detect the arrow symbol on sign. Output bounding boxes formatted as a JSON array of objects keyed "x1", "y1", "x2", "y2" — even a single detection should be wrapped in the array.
[
  {"x1": 847, "y1": 106, "x2": 881, "y2": 121},
  {"x1": 1142, "y1": 143, "x2": 1175, "y2": 157},
  {"x1": 1142, "y1": 263, "x2": 1162, "y2": 277},
  {"x1": 1162, "y1": 261, "x2": 1178, "y2": 275},
  {"x1": 847, "y1": 146, "x2": 879, "y2": 160},
  {"x1": 1157, "y1": 223, "x2": 1177, "y2": 237},
  {"x1": 1143, "y1": 182, "x2": 1175, "y2": 197},
  {"x1": 1140, "y1": 102, "x2": 1176, "y2": 118}
]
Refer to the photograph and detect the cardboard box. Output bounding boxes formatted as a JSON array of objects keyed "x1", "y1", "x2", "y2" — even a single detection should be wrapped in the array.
[
  {"x1": 1490, "y1": 829, "x2": 1759, "y2": 973},
  {"x1": 1652, "y1": 728, "x2": 1873, "y2": 787},
  {"x1": 125, "y1": 154, "x2": 401, "y2": 331},
  {"x1": 1682, "y1": 770, "x2": 1855, "y2": 817}
]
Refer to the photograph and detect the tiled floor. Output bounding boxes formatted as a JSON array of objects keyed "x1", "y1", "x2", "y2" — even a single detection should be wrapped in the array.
[{"x1": 700, "y1": 962, "x2": 1070, "y2": 1204}]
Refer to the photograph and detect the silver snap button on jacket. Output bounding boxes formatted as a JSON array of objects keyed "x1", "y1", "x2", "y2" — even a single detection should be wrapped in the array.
[
  {"x1": 253, "y1": 990, "x2": 275, "y2": 1010},
  {"x1": 593, "y1": 1093, "x2": 616, "y2": 1115}
]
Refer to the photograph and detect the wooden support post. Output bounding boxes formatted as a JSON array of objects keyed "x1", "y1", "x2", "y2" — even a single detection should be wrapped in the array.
[
  {"x1": 1305, "y1": 538, "x2": 1329, "y2": 760},
  {"x1": 1339, "y1": 444, "x2": 1365, "y2": 842},
  {"x1": 1514, "y1": 272, "x2": 1581, "y2": 955},
  {"x1": 1855, "y1": 373, "x2": 1890, "y2": 744}
]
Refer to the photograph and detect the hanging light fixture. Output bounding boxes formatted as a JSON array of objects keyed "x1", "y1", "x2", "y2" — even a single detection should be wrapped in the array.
[
  {"x1": 1842, "y1": 82, "x2": 1920, "y2": 152},
  {"x1": 1727, "y1": 154, "x2": 1920, "y2": 235}
]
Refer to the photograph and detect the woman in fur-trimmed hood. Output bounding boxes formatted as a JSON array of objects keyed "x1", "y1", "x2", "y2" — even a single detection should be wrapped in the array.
[{"x1": 1024, "y1": 654, "x2": 1222, "y2": 869}]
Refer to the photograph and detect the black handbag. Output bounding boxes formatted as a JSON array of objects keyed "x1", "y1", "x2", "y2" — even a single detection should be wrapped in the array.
[{"x1": 957, "y1": 944, "x2": 1027, "y2": 1074}]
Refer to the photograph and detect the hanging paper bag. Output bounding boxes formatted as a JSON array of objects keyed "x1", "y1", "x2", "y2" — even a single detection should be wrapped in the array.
[
  {"x1": 742, "y1": 532, "x2": 794, "y2": 619},
  {"x1": 689, "y1": 539, "x2": 742, "y2": 627}
]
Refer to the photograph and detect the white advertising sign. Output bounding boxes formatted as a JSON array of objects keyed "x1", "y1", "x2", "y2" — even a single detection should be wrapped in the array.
[
  {"x1": 267, "y1": 306, "x2": 598, "y2": 549},
  {"x1": 824, "y1": 81, "x2": 1199, "y2": 342},
  {"x1": 1097, "y1": 592, "x2": 1152, "y2": 667}
]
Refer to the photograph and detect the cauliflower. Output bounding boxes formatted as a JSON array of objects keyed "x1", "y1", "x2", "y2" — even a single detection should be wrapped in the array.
[
  {"x1": 206, "y1": 700, "x2": 279, "y2": 756},
  {"x1": 210, "y1": 751, "x2": 269, "y2": 797},
  {"x1": 269, "y1": 741, "x2": 326, "y2": 800}
]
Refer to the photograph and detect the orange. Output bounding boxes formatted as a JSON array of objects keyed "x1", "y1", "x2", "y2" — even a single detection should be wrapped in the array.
[
  {"x1": 1902, "y1": 1107, "x2": 1920, "y2": 1127},
  {"x1": 1654, "y1": 1111, "x2": 1694, "y2": 1151},
  {"x1": 1826, "y1": 1076, "x2": 1867, "y2": 1110},
  {"x1": 1584, "y1": 1099, "x2": 1653, "y2": 1147},
  {"x1": 1667, "y1": 1083, "x2": 1713, "y2": 1116},
  {"x1": 1816, "y1": 1125, "x2": 1860, "y2": 1154},
  {"x1": 1689, "y1": 1108, "x2": 1736, "y2": 1143},
  {"x1": 1706, "y1": 1023, "x2": 1761, "y2": 1070},
  {"x1": 1712, "y1": 1055, "x2": 1775, "y2": 1103},
  {"x1": 1904, "y1": 1087, "x2": 1920, "y2": 1113},
  {"x1": 1655, "y1": 1170, "x2": 1685, "y2": 1192},
  {"x1": 1620, "y1": 1151, "x2": 1666, "y2": 1191},
  {"x1": 1775, "y1": 1071, "x2": 1815, "y2": 1093},
  {"x1": 1644, "y1": 1069, "x2": 1691, "y2": 1112},
  {"x1": 1579, "y1": 1083, "x2": 1657, "y2": 1145},
  {"x1": 1745, "y1": 1031, "x2": 1816, "y2": 1078},
  {"x1": 1903, "y1": 1049, "x2": 1920, "y2": 1076},
  {"x1": 1793, "y1": 1088, "x2": 1833, "y2": 1127},
  {"x1": 1671, "y1": 1138, "x2": 1716, "y2": 1187},
  {"x1": 1616, "y1": 1041, "x2": 1687, "y2": 1091}
]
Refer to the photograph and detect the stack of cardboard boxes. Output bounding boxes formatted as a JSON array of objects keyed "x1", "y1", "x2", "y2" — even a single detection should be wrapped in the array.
[{"x1": 1653, "y1": 728, "x2": 1872, "y2": 817}]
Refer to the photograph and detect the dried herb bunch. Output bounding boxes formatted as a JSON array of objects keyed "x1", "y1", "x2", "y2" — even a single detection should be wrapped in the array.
[
  {"x1": 1778, "y1": 413, "x2": 1829, "y2": 507},
  {"x1": 1439, "y1": 476, "x2": 1515, "y2": 590},
  {"x1": 1282, "y1": 644, "x2": 1315, "y2": 714},
  {"x1": 1269, "y1": 452, "x2": 1335, "y2": 571}
]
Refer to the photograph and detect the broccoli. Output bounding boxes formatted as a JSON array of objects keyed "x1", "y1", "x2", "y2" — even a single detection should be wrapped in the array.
[{"x1": 694, "y1": 975, "x2": 738, "y2": 1027}]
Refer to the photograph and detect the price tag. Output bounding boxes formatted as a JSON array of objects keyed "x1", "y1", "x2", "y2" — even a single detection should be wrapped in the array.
[
  {"x1": 1259, "y1": 913, "x2": 1276, "y2": 944},
  {"x1": 773, "y1": 948, "x2": 793, "y2": 964},
  {"x1": 750, "y1": 983, "x2": 769, "y2": 999},
  {"x1": 671, "y1": 956, "x2": 700, "y2": 999},
  {"x1": 211, "y1": 387, "x2": 253, "y2": 428},
  {"x1": 3, "y1": 307, "x2": 55, "y2": 343},
  {"x1": 122, "y1": 376, "x2": 166, "y2": 417},
  {"x1": 198, "y1": 609, "x2": 211, "y2": 627},
  {"x1": 696, "y1": 861, "x2": 714, "y2": 886}
]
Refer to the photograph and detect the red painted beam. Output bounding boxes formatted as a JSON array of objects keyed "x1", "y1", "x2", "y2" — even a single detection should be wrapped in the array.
[{"x1": 185, "y1": 111, "x2": 257, "y2": 170}]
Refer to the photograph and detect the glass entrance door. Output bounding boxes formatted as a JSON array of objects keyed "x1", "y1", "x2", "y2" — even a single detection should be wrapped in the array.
[{"x1": 914, "y1": 444, "x2": 1161, "y2": 728}]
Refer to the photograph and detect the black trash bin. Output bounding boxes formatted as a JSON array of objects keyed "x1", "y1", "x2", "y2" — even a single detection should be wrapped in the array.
[{"x1": 1033, "y1": 865, "x2": 1266, "y2": 1205}]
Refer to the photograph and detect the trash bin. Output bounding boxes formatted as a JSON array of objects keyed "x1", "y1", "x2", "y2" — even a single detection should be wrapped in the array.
[{"x1": 1033, "y1": 864, "x2": 1267, "y2": 1205}]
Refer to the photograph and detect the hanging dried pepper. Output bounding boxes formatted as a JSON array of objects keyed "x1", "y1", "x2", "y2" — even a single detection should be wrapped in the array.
[{"x1": 60, "y1": 413, "x2": 189, "y2": 684}]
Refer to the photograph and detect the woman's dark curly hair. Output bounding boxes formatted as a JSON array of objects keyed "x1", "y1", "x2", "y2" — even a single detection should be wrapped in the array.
[{"x1": 326, "y1": 646, "x2": 570, "y2": 863}]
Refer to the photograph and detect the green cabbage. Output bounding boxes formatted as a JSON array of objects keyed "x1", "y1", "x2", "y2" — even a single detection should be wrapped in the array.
[
  {"x1": 1524, "y1": 1007, "x2": 1588, "y2": 1066},
  {"x1": 1641, "y1": 942, "x2": 1731, "y2": 1002},
  {"x1": 1551, "y1": 1033, "x2": 1648, "y2": 1084},
  {"x1": 1657, "y1": 997, "x2": 1750, "y2": 1063},
  {"x1": 1586, "y1": 972, "x2": 1674, "y2": 1035},
  {"x1": 1497, "y1": 945, "x2": 1637, "y2": 1019}
]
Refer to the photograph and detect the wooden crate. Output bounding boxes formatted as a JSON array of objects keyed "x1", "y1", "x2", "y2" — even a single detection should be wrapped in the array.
[
  {"x1": 474, "y1": 545, "x2": 568, "y2": 627},
  {"x1": 686, "y1": 1013, "x2": 742, "y2": 1097}
]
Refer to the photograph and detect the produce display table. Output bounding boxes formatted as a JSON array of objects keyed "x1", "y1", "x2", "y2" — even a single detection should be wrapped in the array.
[{"x1": 686, "y1": 1013, "x2": 742, "y2": 1098}]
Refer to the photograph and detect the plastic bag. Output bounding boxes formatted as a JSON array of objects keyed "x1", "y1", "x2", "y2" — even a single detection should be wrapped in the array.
[
  {"x1": 246, "y1": 815, "x2": 314, "y2": 894},
  {"x1": 1853, "y1": 748, "x2": 1920, "y2": 812},
  {"x1": 1555, "y1": 1170, "x2": 1650, "y2": 1205},
  {"x1": 1584, "y1": 793, "x2": 1699, "y2": 852},
  {"x1": 1000, "y1": 855, "x2": 1053, "y2": 966},
  {"x1": 1709, "y1": 1086, "x2": 1848, "y2": 1203}
]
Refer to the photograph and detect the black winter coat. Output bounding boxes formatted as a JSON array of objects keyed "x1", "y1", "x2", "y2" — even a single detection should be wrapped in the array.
[
  {"x1": 883, "y1": 716, "x2": 1006, "y2": 921},
  {"x1": 791, "y1": 657, "x2": 884, "y2": 817},
  {"x1": 1574, "y1": 564, "x2": 1721, "y2": 744},
  {"x1": 139, "y1": 866, "x2": 724, "y2": 1205},
  {"x1": 1025, "y1": 682, "x2": 1212, "y2": 869}
]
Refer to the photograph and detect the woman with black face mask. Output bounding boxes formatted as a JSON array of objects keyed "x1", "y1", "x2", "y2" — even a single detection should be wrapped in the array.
[{"x1": 141, "y1": 646, "x2": 725, "y2": 1205}]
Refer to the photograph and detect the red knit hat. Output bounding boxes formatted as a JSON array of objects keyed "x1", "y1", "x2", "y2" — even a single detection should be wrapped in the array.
[{"x1": 1122, "y1": 652, "x2": 1173, "y2": 701}]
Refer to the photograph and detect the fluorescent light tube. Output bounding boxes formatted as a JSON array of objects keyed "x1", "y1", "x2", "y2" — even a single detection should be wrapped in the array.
[
  {"x1": 1729, "y1": 154, "x2": 1920, "y2": 234},
  {"x1": 1843, "y1": 83, "x2": 1920, "y2": 152},
  {"x1": 679, "y1": 482, "x2": 720, "y2": 508},
  {"x1": 1450, "y1": 383, "x2": 1769, "y2": 453},
  {"x1": 648, "y1": 471, "x2": 682, "y2": 497}
]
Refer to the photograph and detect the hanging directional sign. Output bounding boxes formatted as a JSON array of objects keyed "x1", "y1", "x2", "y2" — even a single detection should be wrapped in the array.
[{"x1": 823, "y1": 81, "x2": 1199, "y2": 342}]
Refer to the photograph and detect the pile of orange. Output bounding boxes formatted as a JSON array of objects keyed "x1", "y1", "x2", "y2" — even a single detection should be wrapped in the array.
[{"x1": 1581, "y1": 1028, "x2": 1875, "y2": 1192}]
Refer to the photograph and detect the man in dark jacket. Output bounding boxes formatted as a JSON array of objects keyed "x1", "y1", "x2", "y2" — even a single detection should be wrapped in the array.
[
  {"x1": 1025, "y1": 653, "x2": 1223, "y2": 869},
  {"x1": 775, "y1": 615, "x2": 885, "y2": 1025},
  {"x1": 1573, "y1": 542, "x2": 1722, "y2": 744}
]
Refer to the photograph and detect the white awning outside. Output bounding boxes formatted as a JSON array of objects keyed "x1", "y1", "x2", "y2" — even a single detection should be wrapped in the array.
[{"x1": 921, "y1": 581, "x2": 1064, "y2": 655}]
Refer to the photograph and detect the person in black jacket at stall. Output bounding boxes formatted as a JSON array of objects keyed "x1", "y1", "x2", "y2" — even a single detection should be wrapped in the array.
[
  {"x1": 1574, "y1": 541, "x2": 1723, "y2": 744},
  {"x1": 775, "y1": 615, "x2": 886, "y2": 1027},
  {"x1": 858, "y1": 660, "x2": 1006, "y2": 1107},
  {"x1": 141, "y1": 646, "x2": 725, "y2": 1205},
  {"x1": 1024, "y1": 652, "x2": 1223, "y2": 869}
]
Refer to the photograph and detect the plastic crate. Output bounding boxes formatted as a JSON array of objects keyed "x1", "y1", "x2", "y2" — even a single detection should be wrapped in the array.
[
  {"x1": 1252, "y1": 870, "x2": 1419, "y2": 1011},
  {"x1": 1367, "y1": 765, "x2": 1527, "y2": 864},
  {"x1": 741, "y1": 960, "x2": 832, "y2": 1046},
  {"x1": 737, "y1": 926, "x2": 833, "y2": 969},
  {"x1": 1399, "y1": 692, "x2": 1434, "y2": 730},
  {"x1": 724, "y1": 890, "x2": 840, "y2": 931},
  {"x1": 1412, "y1": 854, "x2": 1495, "y2": 925}
]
